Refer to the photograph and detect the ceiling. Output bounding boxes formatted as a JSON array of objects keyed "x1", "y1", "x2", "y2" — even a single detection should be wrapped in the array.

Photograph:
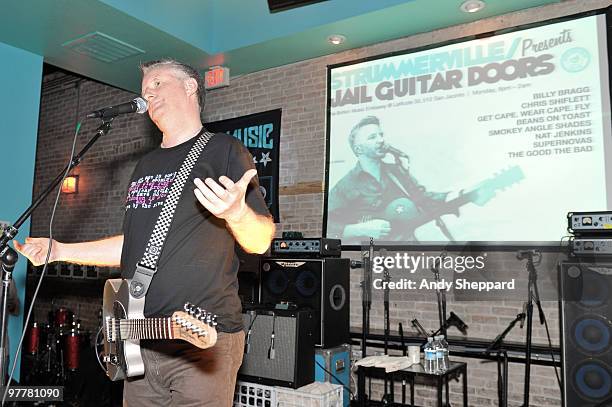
[{"x1": 0, "y1": 0, "x2": 562, "y2": 93}]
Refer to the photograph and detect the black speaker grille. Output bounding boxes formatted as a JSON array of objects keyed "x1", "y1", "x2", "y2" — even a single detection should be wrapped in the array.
[{"x1": 560, "y1": 262, "x2": 612, "y2": 406}]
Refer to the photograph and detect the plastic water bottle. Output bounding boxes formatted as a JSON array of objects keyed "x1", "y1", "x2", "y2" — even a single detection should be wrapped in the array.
[
  {"x1": 424, "y1": 337, "x2": 437, "y2": 373},
  {"x1": 434, "y1": 335, "x2": 449, "y2": 372},
  {"x1": 439, "y1": 335, "x2": 450, "y2": 372}
]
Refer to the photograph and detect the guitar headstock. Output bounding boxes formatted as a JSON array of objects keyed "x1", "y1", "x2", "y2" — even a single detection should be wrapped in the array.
[
  {"x1": 472, "y1": 165, "x2": 525, "y2": 206},
  {"x1": 171, "y1": 303, "x2": 218, "y2": 349}
]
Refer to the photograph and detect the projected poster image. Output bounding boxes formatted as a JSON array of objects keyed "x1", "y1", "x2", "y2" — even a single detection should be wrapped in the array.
[{"x1": 326, "y1": 15, "x2": 611, "y2": 245}]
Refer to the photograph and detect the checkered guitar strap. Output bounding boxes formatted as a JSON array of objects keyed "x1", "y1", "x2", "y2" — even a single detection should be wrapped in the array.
[{"x1": 129, "y1": 131, "x2": 214, "y2": 300}]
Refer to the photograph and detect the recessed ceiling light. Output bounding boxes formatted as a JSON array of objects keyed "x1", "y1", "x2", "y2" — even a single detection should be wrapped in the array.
[
  {"x1": 460, "y1": 0, "x2": 485, "y2": 13},
  {"x1": 327, "y1": 35, "x2": 346, "y2": 45}
]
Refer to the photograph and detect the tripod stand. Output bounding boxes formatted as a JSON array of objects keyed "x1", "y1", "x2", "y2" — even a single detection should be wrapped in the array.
[{"x1": 484, "y1": 311, "x2": 526, "y2": 407}]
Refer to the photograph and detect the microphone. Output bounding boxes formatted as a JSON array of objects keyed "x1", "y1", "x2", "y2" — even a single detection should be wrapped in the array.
[
  {"x1": 447, "y1": 311, "x2": 468, "y2": 335},
  {"x1": 519, "y1": 312, "x2": 526, "y2": 329},
  {"x1": 516, "y1": 249, "x2": 539, "y2": 260},
  {"x1": 383, "y1": 143, "x2": 409, "y2": 158},
  {"x1": 244, "y1": 311, "x2": 256, "y2": 354},
  {"x1": 268, "y1": 312, "x2": 276, "y2": 360},
  {"x1": 86, "y1": 97, "x2": 148, "y2": 119}
]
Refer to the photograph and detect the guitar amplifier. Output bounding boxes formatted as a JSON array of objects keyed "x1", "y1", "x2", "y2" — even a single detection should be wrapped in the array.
[
  {"x1": 570, "y1": 237, "x2": 612, "y2": 257},
  {"x1": 260, "y1": 258, "x2": 350, "y2": 347},
  {"x1": 568, "y1": 211, "x2": 612, "y2": 236},
  {"x1": 271, "y1": 238, "x2": 341, "y2": 258},
  {"x1": 239, "y1": 309, "x2": 315, "y2": 388}
]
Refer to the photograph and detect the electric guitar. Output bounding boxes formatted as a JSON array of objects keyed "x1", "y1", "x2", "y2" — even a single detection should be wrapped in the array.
[
  {"x1": 101, "y1": 278, "x2": 218, "y2": 381},
  {"x1": 382, "y1": 165, "x2": 525, "y2": 240}
]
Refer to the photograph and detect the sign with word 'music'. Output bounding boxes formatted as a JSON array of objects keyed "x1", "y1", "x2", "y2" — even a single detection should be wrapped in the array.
[
  {"x1": 206, "y1": 109, "x2": 281, "y2": 222},
  {"x1": 204, "y1": 66, "x2": 230, "y2": 89}
]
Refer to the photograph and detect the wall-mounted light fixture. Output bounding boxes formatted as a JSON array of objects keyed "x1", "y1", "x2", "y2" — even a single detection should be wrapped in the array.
[{"x1": 61, "y1": 175, "x2": 79, "y2": 194}]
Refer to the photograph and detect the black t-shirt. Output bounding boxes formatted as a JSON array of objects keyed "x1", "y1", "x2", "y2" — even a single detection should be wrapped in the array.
[{"x1": 121, "y1": 130, "x2": 270, "y2": 333}]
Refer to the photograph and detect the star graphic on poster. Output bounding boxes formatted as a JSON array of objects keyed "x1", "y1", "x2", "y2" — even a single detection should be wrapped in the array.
[
  {"x1": 259, "y1": 152, "x2": 272, "y2": 167},
  {"x1": 252, "y1": 155, "x2": 258, "y2": 164}
]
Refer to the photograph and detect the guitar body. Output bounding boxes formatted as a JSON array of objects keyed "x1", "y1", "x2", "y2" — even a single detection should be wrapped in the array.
[
  {"x1": 103, "y1": 278, "x2": 145, "y2": 381},
  {"x1": 101, "y1": 279, "x2": 218, "y2": 381},
  {"x1": 384, "y1": 197, "x2": 428, "y2": 240}
]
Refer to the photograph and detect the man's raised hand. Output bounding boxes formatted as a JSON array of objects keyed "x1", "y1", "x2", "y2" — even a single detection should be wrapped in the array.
[{"x1": 194, "y1": 169, "x2": 258, "y2": 223}]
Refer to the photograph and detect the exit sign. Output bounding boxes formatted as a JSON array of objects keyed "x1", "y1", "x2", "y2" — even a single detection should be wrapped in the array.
[{"x1": 205, "y1": 66, "x2": 230, "y2": 90}]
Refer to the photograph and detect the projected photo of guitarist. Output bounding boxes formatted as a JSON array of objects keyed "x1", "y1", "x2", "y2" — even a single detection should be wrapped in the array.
[{"x1": 327, "y1": 115, "x2": 523, "y2": 243}]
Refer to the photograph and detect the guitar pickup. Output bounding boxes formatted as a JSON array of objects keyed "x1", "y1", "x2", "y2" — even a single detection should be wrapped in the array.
[{"x1": 105, "y1": 316, "x2": 116, "y2": 343}]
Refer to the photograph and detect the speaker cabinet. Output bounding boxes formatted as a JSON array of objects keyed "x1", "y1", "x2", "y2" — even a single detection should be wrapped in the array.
[
  {"x1": 239, "y1": 309, "x2": 315, "y2": 388},
  {"x1": 259, "y1": 258, "x2": 350, "y2": 347},
  {"x1": 559, "y1": 262, "x2": 612, "y2": 407}
]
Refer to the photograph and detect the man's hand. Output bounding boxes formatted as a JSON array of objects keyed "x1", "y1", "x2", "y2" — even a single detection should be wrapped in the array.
[
  {"x1": 13, "y1": 237, "x2": 60, "y2": 267},
  {"x1": 344, "y1": 219, "x2": 391, "y2": 239},
  {"x1": 194, "y1": 169, "x2": 258, "y2": 222}
]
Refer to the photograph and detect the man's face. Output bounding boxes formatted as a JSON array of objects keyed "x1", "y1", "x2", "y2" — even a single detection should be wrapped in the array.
[
  {"x1": 141, "y1": 65, "x2": 193, "y2": 127},
  {"x1": 353, "y1": 124, "x2": 386, "y2": 159}
]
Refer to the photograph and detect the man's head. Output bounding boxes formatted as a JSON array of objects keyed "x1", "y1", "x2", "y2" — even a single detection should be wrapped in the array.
[
  {"x1": 140, "y1": 59, "x2": 204, "y2": 129},
  {"x1": 348, "y1": 116, "x2": 386, "y2": 159}
]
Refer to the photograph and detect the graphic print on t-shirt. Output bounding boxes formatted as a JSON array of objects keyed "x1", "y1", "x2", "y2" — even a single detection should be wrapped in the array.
[{"x1": 125, "y1": 172, "x2": 177, "y2": 210}]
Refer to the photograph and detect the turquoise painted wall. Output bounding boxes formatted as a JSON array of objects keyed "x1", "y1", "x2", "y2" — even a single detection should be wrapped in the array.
[{"x1": 0, "y1": 41, "x2": 43, "y2": 381}]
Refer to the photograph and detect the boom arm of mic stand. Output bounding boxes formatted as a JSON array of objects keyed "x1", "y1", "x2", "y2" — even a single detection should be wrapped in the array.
[
  {"x1": 411, "y1": 318, "x2": 429, "y2": 338},
  {"x1": 0, "y1": 119, "x2": 114, "y2": 252},
  {"x1": 484, "y1": 313, "x2": 525, "y2": 355}
]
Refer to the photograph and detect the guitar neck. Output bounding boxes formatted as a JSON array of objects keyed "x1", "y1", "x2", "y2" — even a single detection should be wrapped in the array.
[
  {"x1": 411, "y1": 190, "x2": 476, "y2": 228},
  {"x1": 114, "y1": 317, "x2": 176, "y2": 341}
]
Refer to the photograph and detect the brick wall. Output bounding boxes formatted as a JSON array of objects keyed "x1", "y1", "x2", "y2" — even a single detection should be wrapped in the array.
[{"x1": 28, "y1": 0, "x2": 608, "y2": 405}]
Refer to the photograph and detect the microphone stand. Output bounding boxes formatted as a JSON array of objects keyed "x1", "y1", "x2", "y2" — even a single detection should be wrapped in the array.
[
  {"x1": 399, "y1": 323, "x2": 407, "y2": 405},
  {"x1": 484, "y1": 312, "x2": 526, "y2": 407},
  {"x1": 381, "y1": 257, "x2": 392, "y2": 405},
  {"x1": 0, "y1": 119, "x2": 114, "y2": 386},
  {"x1": 361, "y1": 238, "x2": 373, "y2": 360},
  {"x1": 431, "y1": 253, "x2": 448, "y2": 339},
  {"x1": 0, "y1": 248, "x2": 17, "y2": 386},
  {"x1": 517, "y1": 250, "x2": 542, "y2": 407},
  {"x1": 359, "y1": 238, "x2": 373, "y2": 405}
]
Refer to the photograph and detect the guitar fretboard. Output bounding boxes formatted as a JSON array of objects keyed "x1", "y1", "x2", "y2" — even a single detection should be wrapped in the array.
[{"x1": 112, "y1": 318, "x2": 174, "y2": 341}]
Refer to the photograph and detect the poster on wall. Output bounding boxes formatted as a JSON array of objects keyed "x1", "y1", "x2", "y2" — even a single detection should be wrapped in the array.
[{"x1": 206, "y1": 109, "x2": 281, "y2": 222}]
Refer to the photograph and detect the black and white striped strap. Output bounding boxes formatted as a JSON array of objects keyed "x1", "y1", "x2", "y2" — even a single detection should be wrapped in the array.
[{"x1": 130, "y1": 131, "x2": 214, "y2": 299}]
